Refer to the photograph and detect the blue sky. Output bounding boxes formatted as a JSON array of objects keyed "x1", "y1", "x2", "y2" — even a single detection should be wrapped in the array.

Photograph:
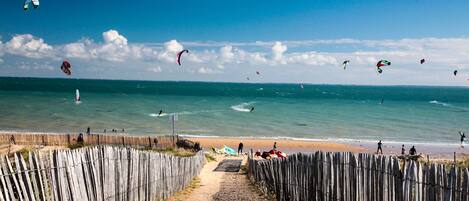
[{"x1": 1, "y1": 0, "x2": 469, "y2": 85}]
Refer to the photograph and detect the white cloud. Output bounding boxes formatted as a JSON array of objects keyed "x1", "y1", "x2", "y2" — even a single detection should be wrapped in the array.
[
  {"x1": 220, "y1": 45, "x2": 235, "y2": 62},
  {"x1": 147, "y1": 66, "x2": 162, "y2": 73},
  {"x1": 3, "y1": 31, "x2": 469, "y2": 85},
  {"x1": 285, "y1": 52, "x2": 338, "y2": 66},
  {"x1": 5, "y1": 34, "x2": 55, "y2": 59},
  {"x1": 198, "y1": 67, "x2": 219, "y2": 74},
  {"x1": 102, "y1": 30, "x2": 128, "y2": 46},
  {"x1": 17, "y1": 61, "x2": 54, "y2": 71},
  {"x1": 272, "y1": 41, "x2": 287, "y2": 62},
  {"x1": 157, "y1": 40, "x2": 184, "y2": 63}
]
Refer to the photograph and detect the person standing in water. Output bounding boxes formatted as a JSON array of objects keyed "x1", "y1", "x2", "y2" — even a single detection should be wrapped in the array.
[
  {"x1": 459, "y1": 131, "x2": 466, "y2": 146},
  {"x1": 238, "y1": 141, "x2": 244, "y2": 155},
  {"x1": 377, "y1": 140, "x2": 383, "y2": 154},
  {"x1": 273, "y1": 142, "x2": 277, "y2": 150},
  {"x1": 401, "y1": 144, "x2": 405, "y2": 155},
  {"x1": 158, "y1": 109, "x2": 163, "y2": 117}
]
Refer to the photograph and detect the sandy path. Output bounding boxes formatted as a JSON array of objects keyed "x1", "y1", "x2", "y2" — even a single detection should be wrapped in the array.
[{"x1": 181, "y1": 155, "x2": 270, "y2": 201}]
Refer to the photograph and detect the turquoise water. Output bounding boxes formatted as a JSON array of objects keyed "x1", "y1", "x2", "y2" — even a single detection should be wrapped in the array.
[{"x1": 1, "y1": 77, "x2": 469, "y2": 145}]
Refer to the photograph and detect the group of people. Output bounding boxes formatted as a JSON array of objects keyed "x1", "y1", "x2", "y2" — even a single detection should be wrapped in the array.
[
  {"x1": 377, "y1": 140, "x2": 417, "y2": 156},
  {"x1": 103, "y1": 128, "x2": 125, "y2": 133},
  {"x1": 237, "y1": 141, "x2": 279, "y2": 154}
]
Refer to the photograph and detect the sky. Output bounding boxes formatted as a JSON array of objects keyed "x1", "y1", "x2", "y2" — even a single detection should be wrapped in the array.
[{"x1": 1, "y1": 0, "x2": 469, "y2": 85}]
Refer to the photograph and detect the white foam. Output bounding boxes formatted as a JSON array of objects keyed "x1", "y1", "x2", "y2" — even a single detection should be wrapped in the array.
[
  {"x1": 230, "y1": 102, "x2": 255, "y2": 112},
  {"x1": 429, "y1": 100, "x2": 450, "y2": 107},
  {"x1": 149, "y1": 113, "x2": 168, "y2": 117}
]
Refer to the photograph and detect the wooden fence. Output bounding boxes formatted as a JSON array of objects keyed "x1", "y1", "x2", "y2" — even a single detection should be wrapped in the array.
[
  {"x1": 248, "y1": 152, "x2": 469, "y2": 201},
  {"x1": 0, "y1": 133, "x2": 178, "y2": 149},
  {"x1": 0, "y1": 145, "x2": 205, "y2": 201}
]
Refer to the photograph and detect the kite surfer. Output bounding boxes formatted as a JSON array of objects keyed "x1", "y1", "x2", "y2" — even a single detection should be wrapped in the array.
[
  {"x1": 250, "y1": 107, "x2": 255, "y2": 112},
  {"x1": 158, "y1": 109, "x2": 163, "y2": 116},
  {"x1": 459, "y1": 131, "x2": 466, "y2": 146}
]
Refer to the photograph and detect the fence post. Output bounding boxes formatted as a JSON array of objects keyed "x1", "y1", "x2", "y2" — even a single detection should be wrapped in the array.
[
  {"x1": 67, "y1": 134, "x2": 71, "y2": 145},
  {"x1": 454, "y1": 152, "x2": 457, "y2": 165},
  {"x1": 122, "y1": 136, "x2": 125, "y2": 146},
  {"x1": 148, "y1": 137, "x2": 152, "y2": 149}
]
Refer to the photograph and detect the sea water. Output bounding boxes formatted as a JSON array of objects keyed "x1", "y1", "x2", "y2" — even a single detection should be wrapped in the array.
[{"x1": 1, "y1": 77, "x2": 468, "y2": 146}]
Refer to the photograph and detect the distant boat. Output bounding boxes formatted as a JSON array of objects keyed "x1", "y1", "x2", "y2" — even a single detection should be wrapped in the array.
[{"x1": 75, "y1": 89, "x2": 81, "y2": 104}]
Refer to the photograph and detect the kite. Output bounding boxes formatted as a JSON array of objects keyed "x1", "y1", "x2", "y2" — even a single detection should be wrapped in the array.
[
  {"x1": 176, "y1": 49, "x2": 189, "y2": 66},
  {"x1": 420, "y1": 59, "x2": 425, "y2": 64},
  {"x1": 376, "y1": 60, "x2": 391, "y2": 74},
  {"x1": 24, "y1": 0, "x2": 39, "y2": 10},
  {"x1": 342, "y1": 60, "x2": 350, "y2": 70},
  {"x1": 60, "y1": 60, "x2": 72, "y2": 76}
]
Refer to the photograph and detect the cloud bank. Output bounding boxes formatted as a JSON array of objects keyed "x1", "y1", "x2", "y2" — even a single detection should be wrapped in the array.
[{"x1": 1, "y1": 29, "x2": 469, "y2": 85}]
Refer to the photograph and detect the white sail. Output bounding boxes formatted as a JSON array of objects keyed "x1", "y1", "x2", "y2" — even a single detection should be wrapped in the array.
[{"x1": 75, "y1": 89, "x2": 81, "y2": 103}]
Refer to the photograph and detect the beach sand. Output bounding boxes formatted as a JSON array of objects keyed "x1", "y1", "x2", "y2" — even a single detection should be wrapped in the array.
[
  {"x1": 187, "y1": 137, "x2": 366, "y2": 153},
  {"x1": 187, "y1": 137, "x2": 469, "y2": 160}
]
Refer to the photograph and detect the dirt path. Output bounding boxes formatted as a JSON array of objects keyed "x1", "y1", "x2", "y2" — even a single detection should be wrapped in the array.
[{"x1": 175, "y1": 154, "x2": 270, "y2": 201}]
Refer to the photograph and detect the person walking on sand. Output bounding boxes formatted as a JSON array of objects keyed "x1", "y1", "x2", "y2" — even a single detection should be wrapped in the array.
[
  {"x1": 401, "y1": 144, "x2": 405, "y2": 155},
  {"x1": 77, "y1": 133, "x2": 84, "y2": 144},
  {"x1": 273, "y1": 142, "x2": 278, "y2": 150},
  {"x1": 86, "y1": 127, "x2": 91, "y2": 135},
  {"x1": 377, "y1": 140, "x2": 383, "y2": 154},
  {"x1": 459, "y1": 131, "x2": 466, "y2": 146},
  {"x1": 409, "y1": 146, "x2": 417, "y2": 156},
  {"x1": 238, "y1": 141, "x2": 244, "y2": 155}
]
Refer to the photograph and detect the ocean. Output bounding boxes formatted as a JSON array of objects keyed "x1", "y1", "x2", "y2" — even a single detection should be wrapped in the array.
[{"x1": 0, "y1": 77, "x2": 468, "y2": 146}]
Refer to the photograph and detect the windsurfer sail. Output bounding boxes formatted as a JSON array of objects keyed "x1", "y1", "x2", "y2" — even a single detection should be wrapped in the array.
[{"x1": 75, "y1": 89, "x2": 81, "y2": 103}]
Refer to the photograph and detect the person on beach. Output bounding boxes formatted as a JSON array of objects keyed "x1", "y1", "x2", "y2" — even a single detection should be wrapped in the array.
[
  {"x1": 255, "y1": 149, "x2": 261, "y2": 157},
  {"x1": 238, "y1": 141, "x2": 244, "y2": 154},
  {"x1": 77, "y1": 133, "x2": 84, "y2": 144},
  {"x1": 459, "y1": 131, "x2": 466, "y2": 146},
  {"x1": 377, "y1": 140, "x2": 383, "y2": 154},
  {"x1": 104, "y1": 129, "x2": 106, "y2": 133},
  {"x1": 273, "y1": 142, "x2": 278, "y2": 150},
  {"x1": 86, "y1": 127, "x2": 91, "y2": 135},
  {"x1": 401, "y1": 144, "x2": 405, "y2": 155},
  {"x1": 409, "y1": 146, "x2": 416, "y2": 155}
]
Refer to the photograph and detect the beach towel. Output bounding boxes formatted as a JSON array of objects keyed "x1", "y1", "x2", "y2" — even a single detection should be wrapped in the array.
[{"x1": 223, "y1": 145, "x2": 237, "y2": 156}]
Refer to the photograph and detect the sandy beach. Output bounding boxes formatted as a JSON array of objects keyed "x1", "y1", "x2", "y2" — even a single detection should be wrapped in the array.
[
  {"x1": 187, "y1": 136, "x2": 469, "y2": 160},
  {"x1": 187, "y1": 137, "x2": 366, "y2": 153}
]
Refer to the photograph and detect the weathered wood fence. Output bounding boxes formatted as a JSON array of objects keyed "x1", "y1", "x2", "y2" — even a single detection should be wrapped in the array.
[
  {"x1": 248, "y1": 152, "x2": 469, "y2": 201},
  {"x1": 0, "y1": 146, "x2": 205, "y2": 201},
  {"x1": 0, "y1": 133, "x2": 178, "y2": 149}
]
